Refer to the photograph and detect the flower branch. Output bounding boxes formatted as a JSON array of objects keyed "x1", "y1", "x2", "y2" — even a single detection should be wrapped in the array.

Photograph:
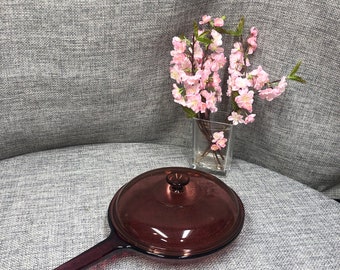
[{"x1": 170, "y1": 15, "x2": 306, "y2": 171}]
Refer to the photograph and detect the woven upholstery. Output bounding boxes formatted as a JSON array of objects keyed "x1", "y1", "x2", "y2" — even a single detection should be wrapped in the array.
[
  {"x1": 0, "y1": 0, "x2": 339, "y2": 269},
  {"x1": 1, "y1": 144, "x2": 339, "y2": 269},
  {"x1": 1, "y1": 0, "x2": 339, "y2": 198}
]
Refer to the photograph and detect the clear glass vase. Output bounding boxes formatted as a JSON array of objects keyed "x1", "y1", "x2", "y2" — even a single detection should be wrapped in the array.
[{"x1": 192, "y1": 112, "x2": 233, "y2": 175}]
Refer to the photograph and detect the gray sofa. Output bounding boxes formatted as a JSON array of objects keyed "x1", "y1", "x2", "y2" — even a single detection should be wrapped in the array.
[{"x1": 1, "y1": 1, "x2": 339, "y2": 269}]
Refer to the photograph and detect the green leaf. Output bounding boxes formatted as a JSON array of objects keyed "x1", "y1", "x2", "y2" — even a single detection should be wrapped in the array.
[
  {"x1": 287, "y1": 75, "x2": 306, "y2": 83},
  {"x1": 225, "y1": 30, "x2": 240, "y2": 37},
  {"x1": 287, "y1": 61, "x2": 306, "y2": 83},
  {"x1": 179, "y1": 34, "x2": 191, "y2": 46},
  {"x1": 197, "y1": 36, "x2": 212, "y2": 45},
  {"x1": 225, "y1": 16, "x2": 245, "y2": 37},
  {"x1": 178, "y1": 87, "x2": 185, "y2": 95},
  {"x1": 193, "y1": 21, "x2": 199, "y2": 38},
  {"x1": 231, "y1": 91, "x2": 240, "y2": 111},
  {"x1": 214, "y1": 27, "x2": 228, "y2": 34},
  {"x1": 236, "y1": 16, "x2": 245, "y2": 35},
  {"x1": 179, "y1": 34, "x2": 186, "y2": 40},
  {"x1": 198, "y1": 30, "x2": 210, "y2": 38},
  {"x1": 182, "y1": 107, "x2": 197, "y2": 118},
  {"x1": 289, "y1": 61, "x2": 302, "y2": 76}
]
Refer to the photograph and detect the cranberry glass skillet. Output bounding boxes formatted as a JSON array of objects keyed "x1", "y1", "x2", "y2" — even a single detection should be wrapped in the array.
[{"x1": 56, "y1": 167, "x2": 244, "y2": 269}]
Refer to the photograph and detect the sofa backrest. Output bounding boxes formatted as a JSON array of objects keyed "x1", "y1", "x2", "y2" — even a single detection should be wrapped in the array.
[
  {"x1": 227, "y1": 1, "x2": 340, "y2": 199},
  {"x1": 1, "y1": 0, "x2": 339, "y2": 198},
  {"x1": 1, "y1": 0, "x2": 186, "y2": 159}
]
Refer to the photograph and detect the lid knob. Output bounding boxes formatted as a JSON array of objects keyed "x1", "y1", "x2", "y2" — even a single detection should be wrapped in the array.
[{"x1": 166, "y1": 172, "x2": 190, "y2": 193}]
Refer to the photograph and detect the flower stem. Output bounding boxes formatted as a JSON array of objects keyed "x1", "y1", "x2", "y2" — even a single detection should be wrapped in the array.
[{"x1": 195, "y1": 113, "x2": 225, "y2": 169}]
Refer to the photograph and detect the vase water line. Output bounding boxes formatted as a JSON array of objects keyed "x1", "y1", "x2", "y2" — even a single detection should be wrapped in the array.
[{"x1": 192, "y1": 115, "x2": 233, "y2": 175}]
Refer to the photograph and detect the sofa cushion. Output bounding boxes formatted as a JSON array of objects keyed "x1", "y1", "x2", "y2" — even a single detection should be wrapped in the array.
[
  {"x1": 0, "y1": 0, "x2": 185, "y2": 160},
  {"x1": 225, "y1": 0, "x2": 340, "y2": 200},
  {"x1": 0, "y1": 143, "x2": 339, "y2": 269},
  {"x1": 0, "y1": 1, "x2": 338, "y2": 197}
]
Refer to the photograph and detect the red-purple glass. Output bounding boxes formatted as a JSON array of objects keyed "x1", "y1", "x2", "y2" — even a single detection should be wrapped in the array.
[{"x1": 55, "y1": 167, "x2": 244, "y2": 270}]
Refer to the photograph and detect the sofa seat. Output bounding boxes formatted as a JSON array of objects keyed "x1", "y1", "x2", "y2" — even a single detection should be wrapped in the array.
[{"x1": 1, "y1": 143, "x2": 339, "y2": 269}]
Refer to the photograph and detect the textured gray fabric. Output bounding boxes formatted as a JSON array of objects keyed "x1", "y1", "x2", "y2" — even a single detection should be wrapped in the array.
[
  {"x1": 0, "y1": 0, "x2": 183, "y2": 159},
  {"x1": 1, "y1": 0, "x2": 339, "y2": 198},
  {"x1": 222, "y1": 0, "x2": 340, "y2": 200},
  {"x1": 0, "y1": 143, "x2": 339, "y2": 269},
  {"x1": 0, "y1": 2, "x2": 339, "y2": 269}
]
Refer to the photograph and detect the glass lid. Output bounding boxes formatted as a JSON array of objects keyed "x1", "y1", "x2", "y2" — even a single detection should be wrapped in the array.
[{"x1": 109, "y1": 167, "x2": 244, "y2": 258}]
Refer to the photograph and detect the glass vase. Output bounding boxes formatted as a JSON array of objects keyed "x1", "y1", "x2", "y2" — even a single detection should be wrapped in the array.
[{"x1": 192, "y1": 112, "x2": 233, "y2": 175}]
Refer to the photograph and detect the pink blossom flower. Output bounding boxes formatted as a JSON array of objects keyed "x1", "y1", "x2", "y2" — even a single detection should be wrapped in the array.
[
  {"x1": 170, "y1": 52, "x2": 186, "y2": 65},
  {"x1": 201, "y1": 90, "x2": 218, "y2": 112},
  {"x1": 226, "y1": 76, "x2": 234, "y2": 96},
  {"x1": 211, "y1": 29, "x2": 222, "y2": 42},
  {"x1": 228, "y1": 111, "x2": 245, "y2": 125},
  {"x1": 183, "y1": 82, "x2": 200, "y2": 96},
  {"x1": 210, "y1": 52, "x2": 227, "y2": 71},
  {"x1": 172, "y1": 84, "x2": 182, "y2": 99},
  {"x1": 227, "y1": 72, "x2": 245, "y2": 93},
  {"x1": 193, "y1": 41, "x2": 204, "y2": 62},
  {"x1": 229, "y1": 42, "x2": 245, "y2": 73},
  {"x1": 170, "y1": 16, "x2": 304, "y2": 130},
  {"x1": 228, "y1": 72, "x2": 247, "y2": 93},
  {"x1": 259, "y1": 77, "x2": 287, "y2": 101},
  {"x1": 250, "y1": 26, "x2": 258, "y2": 36},
  {"x1": 216, "y1": 138, "x2": 227, "y2": 149},
  {"x1": 197, "y1": 69, "x2": 210, "y2": 89},
  {"x1": 215, "y1": 47, "x2": 225, "y2": 54},
  {"x1": 210, "y1": 30, "x2": 223, "y2": 51},
  {"x1": 183, "y1": 73, "x2": 201, "y2": 85},
  {"x1": 213, "y1": 17, "x2": 224, "y2": 27},
  {"x1": 186, "y1": 93, "x2": 203, "y2": 113},
  {"x1": 212, "y1": 72, "x2": 222, "y2": 87},
  {"x1": 172, "y1": 36, "x2": 187, "y2": 53},
  {"x1": 228, "y1": 68, "x2": 243, "y2": 80},
  {"x1": 231, "y1": 42, "x2": 242, "y2": 53},
  {"x1": 212, "y1": 131, "x2": 224, "y2": 142},
  {"x1": 235, "y1": 89, "x2": 254, "y2": 112},
  {"x1": 258, "y1": 88, "x2": 279, "y2": 101},
  {"x1": 244, "y1": 114, "x2": 256, "y2": 124},
  {"x1": 180, "y1": 57, "x2": 192, "y2": 71},
  {"x1": 275, "y1": 76, "x2": 287, "y2": 93},
  {"x1": 203, "y1": 58, "x2": 212, "y2": 71},
  {"x1": 199, "y1": 15, "x2": 211, "y2": 25},
  {"x1": 247, "y1": 36, "x2": 257, "y2": 53},
  {"x1": 210, "y1": 144, "x2": 220, "y2": 151},
  {"x1": 234, "y1": 77, "x2": 252, "y2": 91},
  {"x1": 211, "y1": 131, "x2": 227, "y2": 151},
  {"x1": 170, "y1": 65, "x2": 185, "y2": 84},
  {"x1": 249, "y1": 66, "x2": 269, "y2": 90},
  {"x1": 172, "y1": 84, "x2": 186, "y2": 106},
  {"x1": 247, "y1": 27, "x2": 258, "y2": 54}
]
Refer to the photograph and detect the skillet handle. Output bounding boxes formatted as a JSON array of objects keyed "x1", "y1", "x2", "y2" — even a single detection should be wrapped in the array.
[{"x1": 55, "y1": 233, "x2": 129, "y2": 270}]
